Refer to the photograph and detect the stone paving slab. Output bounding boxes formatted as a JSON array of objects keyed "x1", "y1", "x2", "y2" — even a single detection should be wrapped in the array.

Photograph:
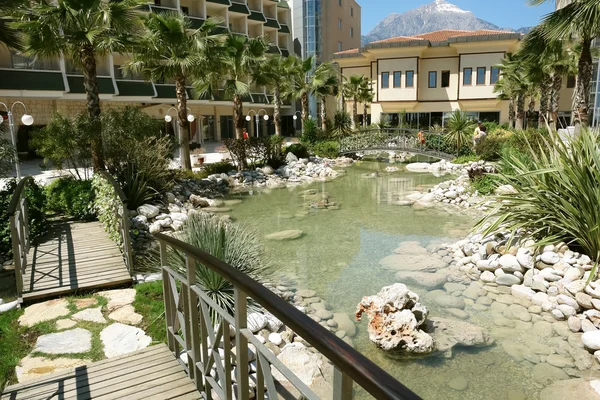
[
  {"x1": 16, "y1": 355, "x2": 91, "y2": 383},
  {"x1": 34, "y1": 328, "x2": 92, "y2": 354},
  {"x1": 108, "y1": 305, "x2": 142, "y2": 325},
  {"x1": 100, "y1": 323, "x2": 151, "y2": 358},
  {"x1": 97, "y1": 289, "x2": 136, "y2": 312},
  {"x1": 18, "y1": 299, "x2": 70, "y2": 327},
  {"x1": 72, "y1": 307, "x2": 107, "y2": 324}
]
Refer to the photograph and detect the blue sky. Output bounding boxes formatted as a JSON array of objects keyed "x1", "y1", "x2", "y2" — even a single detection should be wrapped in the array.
[{"x1": 361, "y1": 0, "x2": 556, "y2": 33}]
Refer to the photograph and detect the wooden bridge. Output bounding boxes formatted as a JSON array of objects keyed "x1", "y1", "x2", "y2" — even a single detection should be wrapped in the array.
[
  {"x1": 339, "y1": 128, "x2": 456, "y2": 161},
  {"x1": 3, "y1": 172, "x2": 421, "y2": 400}
]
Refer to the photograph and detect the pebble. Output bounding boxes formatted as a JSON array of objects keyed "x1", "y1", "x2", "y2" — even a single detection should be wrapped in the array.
[
  {"x1": 568, "y1": 316, "x2": 582, "y2": 332},
  {"x1": 447, "y1": 377, "x2": 468, "y2": 391}
]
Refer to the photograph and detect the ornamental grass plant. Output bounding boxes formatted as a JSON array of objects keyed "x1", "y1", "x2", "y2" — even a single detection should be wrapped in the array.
[{"x1": 476, "y1": 128, "x2": 600, "y2": 260}]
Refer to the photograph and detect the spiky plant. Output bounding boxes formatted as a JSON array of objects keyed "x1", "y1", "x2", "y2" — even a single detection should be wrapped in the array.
[
  {"x1": 476, "y1": 128, "x2": 600, "y2": 260},
  {"x1": 172, "y1": 213, "x2": 266, "y2": 314},
  {"x1": 443, "y1": 110, "x2": 476, "y2": 152}
]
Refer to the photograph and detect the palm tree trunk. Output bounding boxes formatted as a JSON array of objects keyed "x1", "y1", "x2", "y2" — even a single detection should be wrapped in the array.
[
  {"x1": 550, "y1": 74, "x2": 562, "y2": 131},
  {"x1": 320, "y1": 97, "x2": 327, "y2": 131},
  {"x1": 301, "y1": 92, "x2": 309, "y2": 130},
  {"x1": 352, "y1": 98, "x2": 358, "y2": 128},
  {"x1": 274, "y1": 85, "x2": 282, "y2": 136},
  {"x1": 81, "y1": 46, "x2": 104, "y2": 171},
  {"x1": 516, "y1": 94, "x2": 525, "y2": 130},
  {"x1": 575, "y1": 37, "x2": 593, "y2": 128},
  {"x1": 539, "y1": 74, "x2": 551, "y2": 126},
  {"x1": 363, "y1": 103, "x2": 368, "y2": 127},
  {"x1": 527, "y1": 96, "x2": 536, "y2": 129},
  {"x1": 175, "y1": 76, "x2": 192, "y2": 171},
  {"x1": 233, "y1": 95, "x2": 244, "y2": 139},
  {"x1": 509, "y1": 98, "x2": 516, "y2": 128}
]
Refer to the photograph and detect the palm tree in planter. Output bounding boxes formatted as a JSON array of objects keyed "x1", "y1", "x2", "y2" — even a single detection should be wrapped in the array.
[
  {"x1": 125, "y1": 12, "x2": 224, "y2": 171},
  {"x1": 195, "y1": 34, "x2": 268, "y2": 139},
  {"x1": 529, "y1": 0, "x2": 600, "y2": 127},
  {"x1": 14, "y1": 0, "x2": 145, "y2": 171},
  {"x1": 342, "y1": 75, "x2": 367, "y2": 128},
  {"x1": 254, "y1": 55, "x2": 295, "y2": 136}
]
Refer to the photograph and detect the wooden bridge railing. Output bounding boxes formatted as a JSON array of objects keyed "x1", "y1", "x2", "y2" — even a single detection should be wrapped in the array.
[
  {"x1": 95, "y1": 171, "x2": 134, "y2": 276},
  {"x1": 8, "y1": 176, "x2": 34, "y2": 302},
  {"x1": 155, "y1": 232, "x2": 421, "y2": 400},
  {"x1": 339, "y1": 128, "x2": 455, "y2": 160}
]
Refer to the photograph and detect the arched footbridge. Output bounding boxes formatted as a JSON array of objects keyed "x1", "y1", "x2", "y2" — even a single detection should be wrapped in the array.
[{"x1": 339, "y1": 128, "x2": 457, "y2": 161}]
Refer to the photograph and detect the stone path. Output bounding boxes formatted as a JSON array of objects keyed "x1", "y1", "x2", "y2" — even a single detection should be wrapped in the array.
[{"x1": 15, "y1": 288, "x2": 150, "y2": 384}]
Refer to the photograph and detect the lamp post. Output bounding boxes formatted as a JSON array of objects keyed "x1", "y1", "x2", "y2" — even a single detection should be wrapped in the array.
[
  {"x1": 0, "y1": 101, "x2": 34, "y2": 180},
  {"x1": 246, "y1": 109, "x2": 269, "y2": 137},
  {"x1": 164, "y1": 106, "x2": 195, "y2": 168}
]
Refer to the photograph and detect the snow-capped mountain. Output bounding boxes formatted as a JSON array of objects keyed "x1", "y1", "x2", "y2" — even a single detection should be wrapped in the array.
[{"x1": 362, "y1": 0, "x2": 526, "y2": 45}]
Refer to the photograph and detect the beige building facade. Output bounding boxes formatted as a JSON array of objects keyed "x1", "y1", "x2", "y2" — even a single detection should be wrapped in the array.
[
  {"x1": 0, "y1": 0, "x2": 294, "y2": 144},
  {"x1": 334, "y1": 29, "x2": 575, "y2": 128}
]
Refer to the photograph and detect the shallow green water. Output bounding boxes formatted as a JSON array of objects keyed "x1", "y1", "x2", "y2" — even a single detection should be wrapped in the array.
[{"x1": 227, "y1": 161, "x2": 536, "y2": 400}]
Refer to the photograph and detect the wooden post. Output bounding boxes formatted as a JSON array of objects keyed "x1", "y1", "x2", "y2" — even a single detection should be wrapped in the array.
[
  {"x1": 333, "y1": 367, "x2": 353, "y2": 400},
  {"x1": 186, "y1": 255, "x2": 202, "y2": 390},
  {"x1": 160, "y1": 241, "x2": 176, "y2": 352},
  {"x1": 234, "y1": 288, "x2": 249, "y2": 400},
  {"x1": 121, "y1": 203, "x2": 134, "y2": 276},
  {"x1": 10, "y1": 214, "x2": 22, "y2": 301}
]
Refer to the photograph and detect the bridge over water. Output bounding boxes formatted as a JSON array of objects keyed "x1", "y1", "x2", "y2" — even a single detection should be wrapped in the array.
[{"x1": 339, "y1": 128, "x2": 457, "y2": 161}]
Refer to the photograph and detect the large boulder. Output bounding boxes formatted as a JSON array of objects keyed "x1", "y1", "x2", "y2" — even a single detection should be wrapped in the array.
[
  {"x1": 137, "y1": 204, "x2": 160, "y2": 219},
  {"x1": 356, "y1": 284, "x2": 433, "y2": 353},
  {"x1": 424, "y1": 317, "x2": 494, "y2": 358}
]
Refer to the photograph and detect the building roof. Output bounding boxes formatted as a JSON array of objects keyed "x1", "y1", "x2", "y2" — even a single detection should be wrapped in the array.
[{"x1": 333, "y1": 29, "x2": 522, "y2": 58}]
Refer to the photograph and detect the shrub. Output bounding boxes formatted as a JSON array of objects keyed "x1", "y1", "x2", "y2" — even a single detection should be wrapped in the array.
[
  {"x1": 312, "y1": 141, "x2": 340, "y2": 158},
  {"x1": 0, "y1": 128, "x2": 16, "y2": 177},
  {"x1": 172, "y1": 213, "x2": 265, "y2": 314},
  {"x1": 204, "y1": 161, "x2": 234, "y2": 175},
  {"x1": 475, "y1": 129, "x2": 513, "y2": 161},
  {"x1": 45, "y1": 178, "x2": 95, "y2": 220},
  {"x1": 444, "y1": 110, "x2": 477, "y2": 152},
  {"x1": 300, "y1": 118, "x2": 319, "y2": 144},
  {"x1": 0, "y1": 179, "x2": 47, "y2": 258},
  {"x1": 92, "y1": 174, "x2": 124, "y2": 244},
  {"x1": 224, "y1": 136, "x2": 283, "y2": 171},
  {"x1": 331, "y1": 110, "x2": 353, "y2": 138},
  {"x1": 476, "y1": 129, "x2": 600, "y2": 259},
  {"x1": 284, "y1": 143, "x2": 310, "y2": 159},
  {"x1": 452, "y1": 154, "x2": 479, "y2": 164},
  {"x1": 471, "y1": 175, "x2": 497, "y2": 195}
]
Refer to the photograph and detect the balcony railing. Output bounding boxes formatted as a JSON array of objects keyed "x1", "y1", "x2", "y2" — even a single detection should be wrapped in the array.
[{"x1": 154, "y1": 232, "x2": 421, "y2": 400}]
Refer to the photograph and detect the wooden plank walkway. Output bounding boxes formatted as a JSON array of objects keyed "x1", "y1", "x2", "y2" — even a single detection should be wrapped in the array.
[
  {"x1": 22, "y1": 220, "x2": 131, "y2": 302},
  {"x1": 1, "y1": 344, "x2": 201, "y2": 400}
]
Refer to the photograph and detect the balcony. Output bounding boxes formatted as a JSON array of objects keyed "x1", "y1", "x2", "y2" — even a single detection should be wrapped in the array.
[
  {"x1": 248, "y1": 11, "x2": 266, "y2": 22},
  {"x1": 116, "y1": 80, "x2": 155, "y2": 97},
  {"x1": 0, "y1": 69, "x2": 65, "y2": 91},
  {"x1": 150, "y1": 4, "x2": 178, "y2": 13},
  {"x1": 206, "y1": 0, "x2": 231, "y2": 5},
  {"x1": 188, "y1": 16, "x2": 206, "y2": 29},
  {"x1": 278, "y1": 23, "x2": 290, "y2": 34},
  {"x1": 264, "y1": 18, "x2": 280, "y2": 29},
  {"x1": 67, "y1": 76, "x2": 115, "y2": 94},
  {"x1": 276, "y1": 0, "x2": 289, "y2": 8},
  {"x1": 280, "y1": 48, "x2": 289, "y2": 57},
  {"x1": 229, "y1": 2, "x2": 250, "y2": 14},
  {"x1": 267, "y1": 45, "x2": 281, "y2": 55}
]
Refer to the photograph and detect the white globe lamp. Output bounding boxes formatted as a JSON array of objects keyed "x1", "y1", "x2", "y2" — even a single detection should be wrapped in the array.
[
  {"x1": 21, "y1": 114, "x2": 34, "y2": 126},
  {"x1": 187, "y1": 114, "x2": 195, "y2": 122},
  {"x1": 293, "y1": 115, "x2": 297, "y2": 120},
  {"x1": 245, "y1": 115, "x2": 252, "y2": 122},
  {"x1": 164, "y1": 115, "x2": 172, "y2": 123},
  {"x1": 263, "y1": 115, "x2": 269, "y2": 121}
]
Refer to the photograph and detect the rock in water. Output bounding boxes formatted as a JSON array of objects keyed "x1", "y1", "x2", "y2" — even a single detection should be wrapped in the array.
[
  {"x1": 264, "y1": 230, "x2": 304, "y2": 241},
  {"x1": 356, "y1": 283, "x2": 433, "y2": 353},
  {"x1": 425, "y1": 317, "x2": 494, "y2": 357}
]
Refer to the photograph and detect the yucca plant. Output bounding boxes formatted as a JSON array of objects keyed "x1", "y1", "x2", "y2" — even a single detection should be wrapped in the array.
[
  {"x1": 476, "y1": 128, "x2": 600, "y2": 261},
  {"x1": 444, "y1": 110, "x2": 477, "y2": 152},
  {"x1": 171, "y1": 213, "x2": 265, "y2": 315}
]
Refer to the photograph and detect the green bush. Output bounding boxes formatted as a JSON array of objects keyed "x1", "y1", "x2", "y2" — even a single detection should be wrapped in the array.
[
  {"x1": 204, "y1": 161, "x2": 234, "y2": 175},
  {"x1": 172, "y1": 213, "x2": 265, "y2": 315},
  {"x1": 300, "y1": 118, "x2": 319, "y2": 144},
  {"x1": 312, "y1": 141, "x2": 340, "y2": 158},
  {"x1": 475, "y1": 129, "x2": 513, "y2": 161},
  {"x1": 330, "y1": 110, "x2": 353, "y2": 138},
  {"x1": 0, "y1": 127, "x2": 16, "y2": 177},
  {"x1": 452, "y1": 154, "x2": 479, "y2": 164},
  {"x1": 224, "y1": 136, "x2": 283, "y2": 170},
  {"x1": 45, "y1": 178, "x2": 95, "y2": 220},
  {"x1": 477, "y1": 129, "x2": 600, "y2": 259},
  {"x1": 0, "y1": 179, "x2": 47, "y2": 258},
  {"x1": 284, "y1": 143, "x2": 310, "y2": 159},
  {"x1": 471, "y1": 175, "x2": 497, "y2": 196}
]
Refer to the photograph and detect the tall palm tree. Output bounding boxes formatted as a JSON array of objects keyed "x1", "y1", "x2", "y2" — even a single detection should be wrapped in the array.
[
  {"x1": 529, "y1": 0, "x2": 600, "y2": 127},
  {"x1": 343, "y1": 75, "x2": 366, "y2": 127},
  {"x1": 0, "y1": 0, "x2": 25, "y2": 49},
  {"x1": 494, "y1": 54, "x2": 529, "y2": 129},
  {"x1": 358, "y1": 78, "x2": 374, "y2": 127},
  {"x1": 254, "y1": 55, "x2": 295, "y2": 136},
  {"x1": 14, "y1": 0, "x2": 144, "y2": 171},
  {"x1": 311, "y1": 63, "x2": 339, "y2": 131},
  {"x1": 494, "y1": 74, "x2": 517, "y2": 128},
  {"x1": 195, "y1": 34, "x2": 267, "y2": 139},
  {"x1": 125, "y1": 12, "x2": 223, "y2": 171}
]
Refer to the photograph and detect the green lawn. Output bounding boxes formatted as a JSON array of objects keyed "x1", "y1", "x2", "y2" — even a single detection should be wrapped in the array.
[{"x1": 133, "y1": 281, "x2": 166, "y2": 345}]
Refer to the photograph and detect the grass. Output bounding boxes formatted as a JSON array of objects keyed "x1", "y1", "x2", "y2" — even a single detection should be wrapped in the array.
[
  {"x1": 133, "y1": 281, "x2": 166, "y2": 345},
  {"x1": 452, "y1": 154, "x2": 480, "y2": 164},
  {"x1": 471, "y1": 175, "x2": 498, "y2": 196}
]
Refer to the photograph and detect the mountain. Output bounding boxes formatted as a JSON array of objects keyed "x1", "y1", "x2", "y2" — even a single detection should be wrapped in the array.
[{"x1": 362, "y1": 0, "x2": 527, "y2": 45}]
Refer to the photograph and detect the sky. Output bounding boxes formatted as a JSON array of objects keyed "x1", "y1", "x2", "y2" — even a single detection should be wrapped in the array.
[{"x1": 361, "y1": 0, "x2": 556, "y2": 34}]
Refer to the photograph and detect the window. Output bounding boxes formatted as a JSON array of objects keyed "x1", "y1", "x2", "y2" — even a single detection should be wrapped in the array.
[
  {"x1": 406, "y1": 71, "x2": 414, "y2": 87},
  {"x1": 154, "y1": 0, "x2": 161, "y2": 5},
  {"x1": 441, "y1": 70, "x2": 450, "y2": 88},
  {"x1": 338, "y1": 41, "x2": 343, "y2": 52},
  {"x1": 381, "y1": 72, "x2": 390, "y2": 89},
  {"x1": 476, "y1": 67, "x2": 486, "y2": 85},
  {"x1": 428, "y1": 71, "x2": 437, "y2": 88},
  {"x1": 350, "y1": 27, "x2": 354, "y2": 37},
  {"x1": 338, "y1": 0, "x2": 342, "y2": 5},
  {"x1": 350, "y1": 7, "x2": 354, "y2": 16},
  {"x1": 393, "y1": 71, "x2": 401, "y2": 88},
  {"x1": 567, "y1": 75, "x2": 576, "y2": 88},
  {"x1": 338, "y1": 19, "x2": 342, "y2": 30},
  {"x1": 463, "y1": 68, "x2": 472, "y2": 85},
  {"x1": 180, "y1": 6, "x2": 188, "y2": 14},
  {"x1": 490, "y1": 67, "x2": 500, "y2": 84}
]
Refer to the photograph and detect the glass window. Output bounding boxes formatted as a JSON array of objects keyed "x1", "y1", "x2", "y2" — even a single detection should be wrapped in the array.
[
  {"x1": 567, "y1": 75, "x2": 576, "y2": 88},
  {"x1": 350, "y1": 7, "x2": 353, "y2": 16},
  {"x1": 428, "y1": 71, "x2": 437, "y2": 88},
  {"x1": 180, "y1": 6, "x2": 188, "y2": 14},
  {"x1": 479, "y1": 112, "x2": 500, "y2": 124},
  {"x1": 406, "y1": 71, "x2": 414, "y2": 87},
  {"x1": 463, "y1": 68, "x2": 472, "y2": 85},
  {"x1": 441, "y1": 71, "x2": 450, "y2": 88},
  {"x1": 381, "y1": 72, "x2": 389, "y2": 89},
  {"x1": 338, "y1": 18, "x2": 342, "y2": 30},
  {"x1": 393, "y1": 71, "x2": 401, "y2": 88},
  {"x1": 338, "y1": 0, "x2": 342, "y2": 6},
  {"x1": 338, "y1": 41, "x2": 342, "y2": 52},
  {"x1": 477, "y1": 67, "x2": 486, "y2": 85},
  {"x1": 350, "y1": 27, "x2": 354, "y2": 37},
  {"x1": 491, "y1": 67, "x2": 500, "y2": 84}
]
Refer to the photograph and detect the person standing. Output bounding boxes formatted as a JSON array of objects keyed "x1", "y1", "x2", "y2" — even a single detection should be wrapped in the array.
[
  {"x1": 473, "y1": 121, "x2": 482, "y2": 147},
  {"x1": 243, "y1": 128, "x2": 249, "y2": 140}
]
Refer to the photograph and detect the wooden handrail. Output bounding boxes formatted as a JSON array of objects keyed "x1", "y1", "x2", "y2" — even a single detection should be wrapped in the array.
[
  {"x1": 8, "y1": 176, "x2": 33, "y2": 217},
  {"x1": 154, "y1": 232, "x2": 421, "y2": 400},
  {"x1": 96, "y1": 170, "x2": 129, "y2": 204}
]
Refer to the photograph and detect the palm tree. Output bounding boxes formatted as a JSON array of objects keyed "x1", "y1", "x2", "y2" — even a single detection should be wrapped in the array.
[
  {"x1": 14, "y1": 0, "x2": 144, "y2": 171},
  {"x1": 358, "y1": 78, "x2": 374, "y2": 127},
  {"x1": 444, "y1": 110, "x2": 476, "y2": 152},
  {"x1": 195, "y1": 34, "x2": 268, "y2": 139},
  {"x1": 125, "y1": 12, "x2": 223, "y2": 171},
  {"x1": 311, "y1": 63, "x2": 339, "y2": 131},
  {"x1": 254, "y1": 55, "x2": 295, "y2": 136},
  {"x1": 0, "y1": 0, "x2": 25, "y2": 49},
  {"x1": 529, "y1": 0, "x2": 600, "y2": 127},
  {"x1": 494, "y1": 54, "x2": 529, "y2": 129},
  {"x1": 494, "y1": 74, "x2": 517, "y2": 128},
  {"x1": 342, "y1": 75, "x2": 366, "y2": 127}
]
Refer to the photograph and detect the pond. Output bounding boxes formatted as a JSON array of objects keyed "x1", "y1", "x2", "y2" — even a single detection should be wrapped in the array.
[{"x1": 227, "y1": 160, "x2": 544, "y2": 400}]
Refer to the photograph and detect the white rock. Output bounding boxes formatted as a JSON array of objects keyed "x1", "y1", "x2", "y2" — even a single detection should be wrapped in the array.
[
  {"x1": 34, "y1": 328, "x2": 92, "y2": 354},
  {"x1": 0, "y1": 300, "x2": 18, "y2": 313},
  {"x1": 516, "y1": 248, "x2": 533, "y2": 268},
  {"x1": 71, "y1": 308, "x2": 107, "y2": 324},
  {"x1": 495, "y1": 274, "x2": 521, "y2": 286},
  {"x1": 480, "y1": 271, "x2": 495, "y2": 283},
  {"x1": 19, "y1": 299, "x2": 70, "y2": 327},
  {"x1": 100, "y1": 323, "x2": 152, "y2": 358},
  {"x1": 137, "y1": 204, "x2": 160, "y2": 219},
  {"x1": 541, "y1": 252, "x2": 560, "y2": 265},
  {"x1": 511, "y1": 285, "x2": 536, "y2": 302},
  {"x1": 108, "y1": 305, "x2": 143, "y2": 325},
  {"x1": 97, "y1": 289, "x2": 137, "y2": 312},
  {"x1": 499, "y1": 254, "x2": 522, "y2": 272},
  {"x1": 268, "y1": 332, "x2": 283, "y2": 346},
  {"x1": 540, "y1": 269, "x2": 562, "y2": 282},
  {"x1": 582, "y1": 331, "x2": 600, "y2": 351},
  {"x1": 247, "y1": 313, "x2": 268, "y2": 333}
]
